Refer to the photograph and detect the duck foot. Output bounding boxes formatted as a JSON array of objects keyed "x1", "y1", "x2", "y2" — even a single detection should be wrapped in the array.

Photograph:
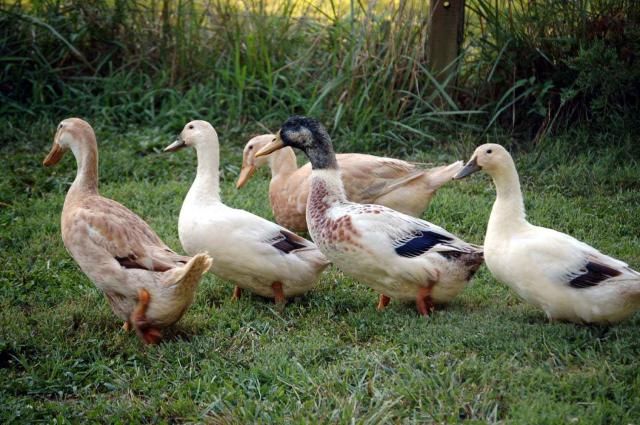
[
  {"x1": 415, "y1": 286, "x2": 434, "y2": 317},
  {"x1": 272, "y1": 282, "x2": 286, "y2": 306},
  {"x1": 131, "y1": 288, "x2": 162, "y2": 345},
  {"x1": 377, "y1": 294, "x2": 391, "y2": 311},
  {"x1": 231, "y1": 286, "x2": 243, "y2": 301},
  {"x1": 122, "y1": 321, "x2": 132, "y2": 332}
]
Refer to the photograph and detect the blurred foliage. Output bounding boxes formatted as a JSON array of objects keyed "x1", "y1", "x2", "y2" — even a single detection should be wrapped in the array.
[
  {"x1": 1, "y1": 0, "x2": 639, "y2": 151},
  {"x1": 464, "y1": 0, "x2": 640, "y2": 138}
]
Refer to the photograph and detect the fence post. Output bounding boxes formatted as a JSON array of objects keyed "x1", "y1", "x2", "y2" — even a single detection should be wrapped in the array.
[{"x1": 427, "y1": 0, "x2": 465, "y2": 88}]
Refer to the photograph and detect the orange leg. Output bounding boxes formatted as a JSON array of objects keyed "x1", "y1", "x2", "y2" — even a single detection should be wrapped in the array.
[
  {"x1": 377, "y1": 294, "x2": 391, "y2": 311},
  {"x1": 415, "y1": 286, "x2": 435, "y2": 317},
  {"x1": 272, "y1": 282, "x2": 286, "y2": 305},
  {"x1": 231, "y1": 286, "x2": 243, "y2": 301},
  {"x1": 131, "y1": 288, "x2": 162, "y2": 344}
]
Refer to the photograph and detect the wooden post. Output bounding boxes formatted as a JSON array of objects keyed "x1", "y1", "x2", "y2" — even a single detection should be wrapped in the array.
[{"x1": 427, "y1": 0, "x2": 465, "y2": 87}]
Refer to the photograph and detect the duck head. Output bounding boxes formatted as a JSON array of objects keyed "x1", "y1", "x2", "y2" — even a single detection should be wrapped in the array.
[
  {"x1": 454, "y1": 143, "x2": 511, "y2": 179},
  {"x1": 255, "y1": 116, "x2": 337, "y2": 170},
  {"x1": 164, "y1": 120, "x2": 218, "y2": 152},
  {"x1": 43, "y1": 118, "x2": 95, "y2": 166},
  {"x1": 236, "y1": 135, "x2": 273, "y2": 189}
]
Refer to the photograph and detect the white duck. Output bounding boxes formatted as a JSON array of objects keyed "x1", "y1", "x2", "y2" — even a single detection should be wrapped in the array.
[
  {"x1": 237, "y1": 134, "x2": 463, "y2": 232},
  {"x1": 43, "y1": 118, "x2": 212, "y2": 344},
  {"x1": 454, "y1": 143, "x2": 640, "y2": 324},
  {"x1": 164, "y1": 120, "x2": 330, "y2": 304},
  {"x1": 255, "y1": 116, "x2": 483, "y2": 316}
]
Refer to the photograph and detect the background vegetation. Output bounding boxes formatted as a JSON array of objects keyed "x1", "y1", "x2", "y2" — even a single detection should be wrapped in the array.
[
  {"x1": 1, "y1": 0, "x2": 639, "y2": 423},
  {"x1": 2, "y1": 0, "x2": 639, "y2": 150}
]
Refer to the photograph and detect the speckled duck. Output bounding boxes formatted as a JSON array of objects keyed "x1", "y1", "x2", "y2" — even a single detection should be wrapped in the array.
[{"x1": 255, "y1": 116, "x2": 483, "y2": 316}]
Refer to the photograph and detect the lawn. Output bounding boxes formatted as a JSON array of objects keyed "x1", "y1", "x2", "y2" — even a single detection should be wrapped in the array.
[{"x1": 1, "y1": 125, "x2": 639, "y2": 423}]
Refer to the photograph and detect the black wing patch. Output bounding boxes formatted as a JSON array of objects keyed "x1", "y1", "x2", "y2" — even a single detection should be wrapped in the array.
[
  {"x1": 394, "y1": 231, "x2": 453, "y2": 258},
  {"x1": 115, "y1": 254, "x2": 172, "y2": 272},
  {"x1": 116, "y1": 254, "x2": 147, "y2": 270},
  {"x1": 569, "y1": 261, "x2": 621, "y2": 289},
  {"x1": 271, "y1": 230, "x2": 308, "y2": 254}
]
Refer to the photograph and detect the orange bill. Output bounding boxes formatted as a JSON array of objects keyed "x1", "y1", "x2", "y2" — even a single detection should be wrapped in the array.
[
  {"x1": 43, "y1": 143, "x2": 64, "y2": 166},
  {"x1": 254, "y1": 134, "x2": 284, "y2": 158},
  {"x1": 236, "y1": 165, "x2": 256, "y2": 189}
]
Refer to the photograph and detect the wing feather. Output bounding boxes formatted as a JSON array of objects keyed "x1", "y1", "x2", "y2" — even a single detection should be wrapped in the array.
[
  {"x1": 70, "y1": 196, "x2": 189, "y2": 272},
  {"x1": 516, "y1": 226, "x2": 630, "y2": 289},
  {"x1": 340, "y1": 202, "x2": 476, "y2": 258}
]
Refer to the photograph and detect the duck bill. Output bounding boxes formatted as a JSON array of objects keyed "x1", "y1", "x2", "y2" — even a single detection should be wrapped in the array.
[
  {"x1": 164, "y1": 138, "x2": 186, "y2": 153},
  {"x1": 236, "y1": 165, "x2": 256, "y2": 189},
  {"x1": 254, "y1": 135, "x2": 284, "y2": 158},
  {"x1": 453, "y1": 157, "x2": 481, "y2": 179},
  {"x1": 43, "y1": 143, "x2": 64, "y2": 166}
]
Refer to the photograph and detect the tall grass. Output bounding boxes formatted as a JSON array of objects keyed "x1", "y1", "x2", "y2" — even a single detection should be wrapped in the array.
[
  {"x1": 464, "y1": 0, "x2": 640, "y2": 138},
  {"x1": 1, "y1": 0, "x2": 638, "y2": 151}
]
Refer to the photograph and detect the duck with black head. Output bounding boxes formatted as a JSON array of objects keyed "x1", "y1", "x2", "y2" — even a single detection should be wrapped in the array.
[
  {"x1": 43, "y1": 118, "x2": 212, "y2": 344},
  {"x1": 255, "y1": 116, "x2": 483, "y2": 316}
]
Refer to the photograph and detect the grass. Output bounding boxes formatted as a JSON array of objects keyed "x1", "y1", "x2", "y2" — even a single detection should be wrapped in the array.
[
  {"x1": 2, "y1": 0, "x2": 639, "y2": 421},
  {"x1": 1, "y1": 122, "x2": 639, "y2": 423}
]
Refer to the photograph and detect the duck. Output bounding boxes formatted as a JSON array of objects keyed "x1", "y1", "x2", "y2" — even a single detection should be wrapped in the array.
[
  {"x1": 453, "y1": 143, "x2": 640, "y2": 324},
  {"x1": 254, "y1": 116, "x2": 483, "y2": 316},
  {"x1": 163, "y1": 120, "x2": 330, "y2": 304},
  {"x1": 43, "y1": 118, "x2": 212, "y2": 344},
  {"x1": 237, "y1": 134, "x2": 464, "y2": 232}
]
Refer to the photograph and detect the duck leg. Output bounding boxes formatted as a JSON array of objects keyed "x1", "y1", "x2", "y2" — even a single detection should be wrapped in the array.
[
  {"x1": 377, "y1": 294, "x2": 391, "y2": 311},
  {"x1": 415, "y1": 285, "x2": 435, "y2": 317},
  {"x1": 122, "y1": 321, "x2": 132, "y2": 331},
  {"x1": 271, "y1": 282, "x2": 286, "y2": 305},
  {"x1": 231, "y1": 286, "x2": 243, "y2": 301},
  {"x1": 131, "y1": 288, "x2": 162, "y2": 344}
]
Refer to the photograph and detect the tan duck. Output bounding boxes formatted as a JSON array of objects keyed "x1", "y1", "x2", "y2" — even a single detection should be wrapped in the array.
[
  {"x1": 237, "y1": 134, "x2": 463, "y2": 231},
  {"x1": 43, "y1": 118, "x2": 212, "y2": 344}
]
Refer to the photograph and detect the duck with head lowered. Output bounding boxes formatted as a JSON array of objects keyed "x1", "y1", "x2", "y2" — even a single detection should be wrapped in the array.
[
  {"x1": 164, "y1": 120, "x2": 329, "y2": 305},
  {"x1": 255, "y1": 116, "x2": 483, "y2": 316},
  {"x1": 43, "y1": 118, "x2": 212, "y2": 344},
  {"x1": 454, "y1": 143, "x2": 640, "y2": 324},
  {"x1": 237, "y1": 134, "x2": 463, "y2": 232}
]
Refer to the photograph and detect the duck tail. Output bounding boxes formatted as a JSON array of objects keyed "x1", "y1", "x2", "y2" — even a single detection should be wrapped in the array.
[
  {"x1": 168, "y1": 253, "x2": 213, "y2": 296},
  {"x1": 296, "y1": 248, "x2": 332, "y2": 272},
  {"x1": 424, "y1": 160, "x2": 464, "y2": 190},
  {"x1": 465, "y1": 248, "x2": 484, "y2": 280}
]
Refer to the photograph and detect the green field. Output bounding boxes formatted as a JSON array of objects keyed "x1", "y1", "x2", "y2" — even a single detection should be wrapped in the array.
[{"x1": 1, "y1": 125, "x2": 639, "y2": 423}]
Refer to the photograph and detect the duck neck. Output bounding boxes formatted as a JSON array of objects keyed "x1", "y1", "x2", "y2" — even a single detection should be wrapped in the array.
[
  {"x1": 189, "y1": 142, "x2": 221, "y2": 204},
  {"x1": 268, "y1": 147, "x2": 299, "y2": 179},
  {"x1": 68, "y1": 142, "x2": 99, "y2": 197},
  {"x1": 302, "y1": 133, "x2": 346, "y2": 211},
  {"x1": 310, "y1": 168, "x2": 348, "y2": 204},
  {"x1": 487, "y1": 159, "x2": 527, "y2": 235}
]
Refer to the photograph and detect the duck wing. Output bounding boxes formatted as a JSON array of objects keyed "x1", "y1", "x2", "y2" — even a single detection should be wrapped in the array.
[
  {"x1": 69, "y1": 196, "x2": 189, "y2": 272},
  {"x1": 336, "y1": 154, "x2": 424, "y2": 201},
  {"x1": 267, "y1": 229, "x2": 316, "y2": 253},
  {"x1": 516, "y1": 226, "x2": 635, "y2": 289},
  {"x1": 341, "y1": 203, "x2": 479, "y2": 258}
]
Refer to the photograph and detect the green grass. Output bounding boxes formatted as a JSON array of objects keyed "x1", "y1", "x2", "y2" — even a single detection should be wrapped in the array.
[{"x1": 1, "y1": 125, "x2": 640, "y2": 423}]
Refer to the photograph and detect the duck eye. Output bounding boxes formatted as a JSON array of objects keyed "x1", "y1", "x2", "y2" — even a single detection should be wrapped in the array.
[
  {"x1": 188, "y1": 125, "x2": 194, "y2": 130},
  {"x1": 248, "y1": 146, "x2": 253, "y2": 150},
  {"x1": 58, "y1": 124, "x2": 63, "y2": 129},
  {"x1": 487, "y1": 149, "x2": 493, "y2": 154}
]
